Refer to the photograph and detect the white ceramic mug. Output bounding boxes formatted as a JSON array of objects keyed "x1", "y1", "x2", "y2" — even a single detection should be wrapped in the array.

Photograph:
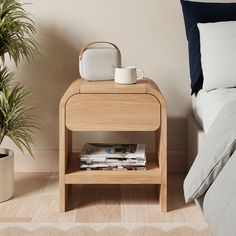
[{"x1": 114, "y1": 66, "x2": 144, "y2": 84}]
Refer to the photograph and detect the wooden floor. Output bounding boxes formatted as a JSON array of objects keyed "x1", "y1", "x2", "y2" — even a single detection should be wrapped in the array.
[{"x1": 0, "y1": 173, "x2": 207, "y2": 224}]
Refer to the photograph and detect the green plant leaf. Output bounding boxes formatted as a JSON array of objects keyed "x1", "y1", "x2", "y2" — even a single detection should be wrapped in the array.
[
  {"x1": 0, "y1": 0, "x2": 38, "y2": 65},
  {"x1": 0, "y1": 66, "x2": 13, "y2": 91},
  {"x1": 0, "y1": 69, "x2": 40, "y2": 156}
]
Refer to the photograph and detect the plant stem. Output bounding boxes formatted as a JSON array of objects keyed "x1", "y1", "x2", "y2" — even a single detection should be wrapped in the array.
[{"x1": 0, "y1": 131, "x2": 4, "y2": 145}]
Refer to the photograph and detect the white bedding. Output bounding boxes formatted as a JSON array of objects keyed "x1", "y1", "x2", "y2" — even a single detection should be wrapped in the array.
[{"x1": 192, "y1": 88, "x2": 236, "y2": 132}]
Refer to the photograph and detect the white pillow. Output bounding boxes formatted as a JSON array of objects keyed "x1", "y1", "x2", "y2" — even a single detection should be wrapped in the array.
[{"x1": 198, "y1": 21, "x2": 236, "y2": 91}]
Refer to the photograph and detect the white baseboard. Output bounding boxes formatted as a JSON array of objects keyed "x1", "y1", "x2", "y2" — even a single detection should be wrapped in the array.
[{"x1": 14, "y1": 150, "x2": 186, "y2": 173}]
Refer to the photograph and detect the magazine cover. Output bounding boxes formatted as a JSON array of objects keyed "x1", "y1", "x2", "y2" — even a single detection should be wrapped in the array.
[
  {"x1": 80, "y1": 143, "x2": 146, "y2": 170},
  {"x1": 80, "y1": 143, "x2": 145, "y2": 160}
]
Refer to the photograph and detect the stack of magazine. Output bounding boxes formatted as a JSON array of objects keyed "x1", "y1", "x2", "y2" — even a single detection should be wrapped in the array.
[{"x1": 80, "y1": 143, "x2": 146, "y2": 170}]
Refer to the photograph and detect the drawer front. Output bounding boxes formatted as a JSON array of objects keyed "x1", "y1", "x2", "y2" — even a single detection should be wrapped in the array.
[{"x1": 66, "y1": 94, "x2": 160, "y2": 131}]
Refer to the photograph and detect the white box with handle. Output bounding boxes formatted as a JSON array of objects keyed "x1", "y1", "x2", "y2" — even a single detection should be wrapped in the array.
[{"x1": 79, "y1": 41, "x2": 121, "y2": 81}]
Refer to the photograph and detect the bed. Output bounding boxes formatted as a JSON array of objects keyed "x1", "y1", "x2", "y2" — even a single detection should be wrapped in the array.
[
  {"x1": 187, "y1": 90, "x2": 236, "y2": 236},
  {"x1": 188, "y1": 88, "x2": 236, "y2": 169},
  {"x1": 180, "y1": 1, "x2": 236, "y2": 235}
]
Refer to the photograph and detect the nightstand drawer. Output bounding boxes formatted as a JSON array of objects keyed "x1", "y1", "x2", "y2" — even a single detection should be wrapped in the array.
[{"x1": 66, "y1": 94, "x2": 160, "y2": 131}]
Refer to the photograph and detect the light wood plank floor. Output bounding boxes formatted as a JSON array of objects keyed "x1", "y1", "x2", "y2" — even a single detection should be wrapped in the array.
[{"x1": 0, "y1": 173, "x2": 207, "y2": 225}]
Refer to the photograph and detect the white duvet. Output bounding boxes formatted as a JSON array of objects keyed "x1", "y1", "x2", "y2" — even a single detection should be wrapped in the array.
[
  {"x1": 185, "y1": 100, "x2": 236, "y2": 236},
  {"x1": 192, "y1": 88, "x2": 236, "y2": 132}
]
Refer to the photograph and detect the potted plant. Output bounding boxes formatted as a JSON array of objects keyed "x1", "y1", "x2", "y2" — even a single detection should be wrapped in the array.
[{"x1": 0, "y1": 0, "x2": 38, "y2": 202}]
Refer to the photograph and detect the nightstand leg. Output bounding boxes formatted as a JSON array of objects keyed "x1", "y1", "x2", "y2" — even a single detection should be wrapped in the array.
[
  {"x1": 59, "y1": 104, "x2": 72, "y2": 212},
  {"x1": 160, "y1": 177, "x2": 167, "y2": 212},
  {"x1": 156, "y1": 107, "x2": 167, "y2": 212},
  {"x1": 59, "y1": 184, "x2": 69, "y2": 212},
  {"x1": 159, "y1": 143, "x2": 167, "y2": 212}
]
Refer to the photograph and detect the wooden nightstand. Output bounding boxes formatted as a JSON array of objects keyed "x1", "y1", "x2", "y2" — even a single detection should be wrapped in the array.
[{"x1": 59, "y1": 78, "x2": 167, "y2": 212}]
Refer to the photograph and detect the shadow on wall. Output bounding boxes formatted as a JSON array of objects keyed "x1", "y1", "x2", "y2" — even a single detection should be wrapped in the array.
[
  {"x1": 168, "y1": 117, "x2": 187, "y2": 152},
  {"x1": 18, "y1": 24, "x2": 81, "y2": 150},
  {"x1": 168, "y1": 117, "x2": 187, "y2": 172}
]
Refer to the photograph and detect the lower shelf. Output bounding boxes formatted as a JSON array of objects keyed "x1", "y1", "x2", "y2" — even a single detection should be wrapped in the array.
[{"x1": 65, "y1": 153, "x2": 162, "y2": 185}]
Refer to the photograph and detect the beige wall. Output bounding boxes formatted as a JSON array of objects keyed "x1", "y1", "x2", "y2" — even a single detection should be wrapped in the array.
[{"x1": 3, "y1": 0, "x2": 195, "y2": 172}]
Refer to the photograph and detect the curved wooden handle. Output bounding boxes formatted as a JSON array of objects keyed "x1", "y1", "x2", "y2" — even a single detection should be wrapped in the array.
[{"x1": 79, "y1": 41, "x2": 121, "y2": 60}]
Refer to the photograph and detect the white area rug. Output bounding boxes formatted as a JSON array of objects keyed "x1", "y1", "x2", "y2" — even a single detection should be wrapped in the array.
[{"x1": 0, "y1": 223, "x2": 211, "y2": 236}]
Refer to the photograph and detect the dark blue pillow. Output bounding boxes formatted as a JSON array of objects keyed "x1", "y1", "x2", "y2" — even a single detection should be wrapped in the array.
[{"x1": 180, "y1": 0, "x2": 236, "y2": 94}]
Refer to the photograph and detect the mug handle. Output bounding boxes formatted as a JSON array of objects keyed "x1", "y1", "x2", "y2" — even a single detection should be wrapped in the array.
[{"x1": 136, "y1": 69, "x2": 144, "y2": 80}]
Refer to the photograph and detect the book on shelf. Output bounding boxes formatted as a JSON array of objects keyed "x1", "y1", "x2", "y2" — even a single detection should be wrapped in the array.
[{"x1": 79, "y1": 143, "x2": 146, "y2": 170}]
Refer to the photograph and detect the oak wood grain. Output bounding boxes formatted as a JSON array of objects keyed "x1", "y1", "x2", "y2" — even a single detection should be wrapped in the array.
[
  {"x1": 59, "y1": 78, "x2": 167, "y2": 212},
  {"x1": 66, "y1": 94, "x2": 160, "y2": 131},
  {"x1": 66, "y1": 153, "x2": 160, "y2": 185}
]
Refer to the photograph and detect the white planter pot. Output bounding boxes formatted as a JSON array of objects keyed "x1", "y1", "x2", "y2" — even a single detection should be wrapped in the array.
[{"x1": 0, "y1": 148, "x2": 14, "y2": 202}]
